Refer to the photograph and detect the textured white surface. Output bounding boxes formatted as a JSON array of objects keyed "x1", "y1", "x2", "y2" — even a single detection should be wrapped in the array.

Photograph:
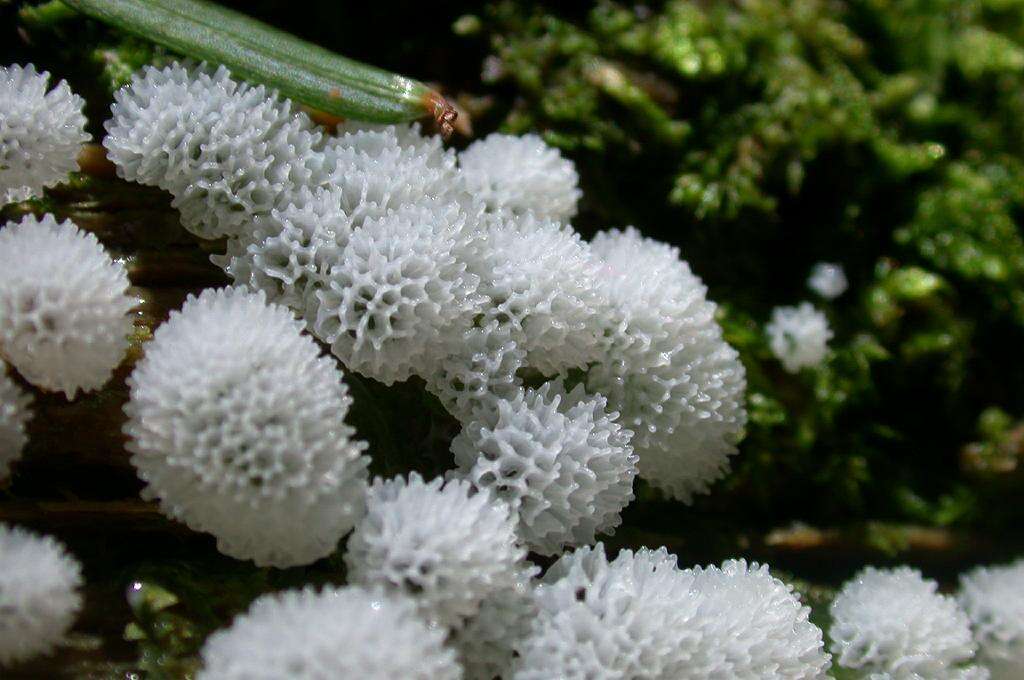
[
  {"x1": 515, "y1": 543, "x2": 830, "y2": 679},
  {"x1": 0, "y1": 214, "x2": 136, "y2": 398},
  {"x1": 346, "y1": 473, "x2": 528, "y2": 628},
  {"x1": 452, "y1": 381, "x2": 637, "y2": 555},
  {"x1": 0, "y1": 524, "x2": 82, "y2": 666},
  {"x1": 586, "y1": 226, "x2": 747, "y2": 502},
  {"x1": 453, "y1": 569, "x2": 538, "y2": 680},
  {"x1": 0, "y1": 64, "x2": 87, "y2": 204},
  {"x1": 426, "y1": 319, "x2": 526, "y2": 423},
  {"x1": 198, "y1": 585, "x2": 463, "y2": 680},
  {"x1": 105, "y1": 63, "x2": 326, "y2": 239},
  {"x1": 0, "y1": 367, "x2": 31, "y2": 479},
  {"x1": 959, "y1": 560, "x2": 1024, "y2": 680},
  {"x1": 124, "y1": 287, "x2": 368, "y2": 567},
  {"x1": 470, "y1": 213, "x2": 605, "y2": 375},
  {"x1": 312, "y1": 200, "x2": 483, "y2": 384},
  {"x1": 830, "y1": 566, "x2": 984, "y2": 679},
  {"x1": 324, "y1": 121, "x2": 461, "y2": 226},
  {"x1": 460, "y1": 132, "x2": 581, "y2": 220}
]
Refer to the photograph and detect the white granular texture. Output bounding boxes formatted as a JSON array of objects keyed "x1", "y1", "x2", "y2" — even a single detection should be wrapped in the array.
[
  {"x1": 766, "y1": 302, "x2": 833, "y2": 373},
  {"x1": 0, "y1": 524, "x2": 83, "y2": 666},
  {"x1": 313, "y1": 121, "x2": 461, "y2": 234},
  {"x1": 312, "y1": 200, "x2": 483, "y2": 384},
  {"x1": 0, "y1": 214, "x2": 136, "y2": 398},
  {"x1": 959, "y1": 560, "x2": 1024, "y2": 680},
  {"x1": 679, "y1": 559, "x2": 832, "y2": 679},
  {"x1": 452, "y1": 568, "x2": 538, "y2": 680},
  {"x1": 514, "y1": 543, "x2": 830, "y2": 679},
  {"x1": 452, "y1": 381, "x2": 637, "y2": 555},
  {"x1": 460, "y1": 133, "x2": 581, "y2": 221},
  {"x1": 105, "y1": 62, "x2": 327, "y2": 240},
  {"x1": 426, "y1": 319, "x2": 526, "y2": 423},
  {"x1": 471, "y1": 213, "x2": 605, "y2": 376},
  {"x1": 0, "y1": 368, "x2": 31, "y2": 479},
  {"x1": 830, "y1": 566, "x2": 985, "y2": 679},
  {"x1": 586, "y1": 227, "x2": 747, "y2": 502},
  {"x1": 218, "y1": 187, "x2": 355, "y2": 314},
  {"x1": 217, "y1": 123, "x2": 463, "y2": 318},
  {"x1": 345, "y1": 473, "x2": 528, "y2": 629},
  {"x1": 124, "y1": 287, "x2": 369, "y2": 567},
  {"x1": 198, "y1": 585, "x2": 462, "y2": 680},
  {"x1": 0, "y1": 64, "x2": 88, "y2": 205},
  {"x1": 807, "y1": 262, "x2": 848, "y2": 299}
]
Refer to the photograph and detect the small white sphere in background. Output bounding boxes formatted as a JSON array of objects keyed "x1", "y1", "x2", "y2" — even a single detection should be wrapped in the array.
[
  {"x1": 959, "y1": 560, "x2": 1024, "y2": 679},
  {"x1": 0, "y1": 367, "x2": 31, "y2": 479},
  {"x1": 459, "y1": 132, "x2": 581, "y2": 221},
  {"x1": 124, "y1": 287, "x2": 369, "y2": 567},
  {"x1": 0, "y1": 524, "x2": 83, "y2": 666},
  {"x1": 830, "y1": 566, "x2": 984, "y2": 679},
  {"x1": 0, "y1": 214, "x2": 137, "y2": 398},
  {"x1": 766, "y1": 302, "x2": 833, "y2": 373},
  {"x1": 0, "y1": 64, "x2": 88, "y2": 205},
  {"x1": 345, "y1": 473, "x2": 530, "y2": 629},
  {"x1": 198, "y1": 585, "x2": 463, "y2": 680},
  {"x1": 807, "y1": 262, "x2": 848, "y2": 299}
]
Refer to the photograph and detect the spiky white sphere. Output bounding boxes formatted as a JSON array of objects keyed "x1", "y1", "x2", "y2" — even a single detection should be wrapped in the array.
[
  {"x1": 453, "y1": 570, "x2": 538, "y2": 680},
  {"x1": 0, "y1": 64, "x2": 88, "y2": 205},
  {"x1": 830, "y1": 566, "x2": 984, "y2": 679},
  {"x1": 514, "y1": 543, "x2": 830, "y2": 679},
  {"x1": 217, "y1": 123, "x2": 463, "y2": 316},
  {"x1": 452, "y1": 381, "x2": 637, "y2": 555},
  {"x1": 679, "y1": 558, "x2": 832, "y2": 679},
  {"x1": 345, "y1": 473, "x2": 529, "y2": 629},
  {"x1": 325, "y1": 121, "x2": 462, "y2": 224},
  {"x1": 124, "y1": 287, "x2": 369, "y2": 567},
  {"x1": 426, "y1": 320, "x2": 526, "y2": 423},
  {"x1": 217, "y1": 188, "x2": 354, "y2": 313},
  {"x1": 459, "y1": 133, "x2": 581, "y2": 221},
  {"x1": 105, "y1": 62, "x2": 327, "y2": 240},
  {"x1": 585, "y1": 227, "x2": 747, "y2": 502},
  {"x1": 0, "y1": 524, "x2": 83, "y2": 666},
  {"x1": 767, "y1": 302, "x2": 833, "y2": 373},
  {"x1": 471, "y1": 213, "x2": 605, "y2": 375},
  {"x1": 198, "y1": 585, "x2": 462, "y2": 680},
  {"x1": 0, "y1": 368, "x2": 31, "y2": 479},
  {"x1": 807, "y1": 262, "x2": 848, "y2": 299},
  {"x1": 312, "y1": 200, "x2": 483, "y2": 384},
  {"x1": 959, "y1": 560, "x2": 1024, "y2": 679},
  {"x1": 0, "y1": 214, "x2": 136, "y2": 398}
]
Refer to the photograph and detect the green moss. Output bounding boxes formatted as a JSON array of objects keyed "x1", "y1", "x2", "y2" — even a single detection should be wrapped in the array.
[{"x1": 896, "y1": 160, "x2": 1024, "y2": 324}]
